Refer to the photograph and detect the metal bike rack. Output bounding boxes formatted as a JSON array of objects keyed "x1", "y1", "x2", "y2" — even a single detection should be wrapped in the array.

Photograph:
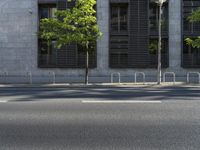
[
  {"x1": 187, "y1": 72, "x2": 200, "y2": 84},
  {"x1": 135, "y1": 72, "x2": 145, "y2": 84},
  {"x1": 111, "y1": 72, "x2": 121, "y2": 84},
  {"x1": 0, "y1": 71, "x2": 8, "y2": 84},
  {"x1": 49, "y1": 72, "x2": 56, "y2": 84},
  {"x1": 27, "y1": 71, "x2": 32, "y2": 84},
  {"x1": 2, "y1": 71, "x2": 8, "y2": 76},
  {"x1": 163, "y1": 72, "x2": 176, "y2": 84}
]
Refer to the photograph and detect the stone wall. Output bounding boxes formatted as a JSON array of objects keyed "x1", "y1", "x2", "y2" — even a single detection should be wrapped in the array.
[
  {"x1": 0, "y1": 0, "x2": 199, "y2": 83},
  {"x1": 0, "y1": 0, "x2": 38, "y2": 73}
]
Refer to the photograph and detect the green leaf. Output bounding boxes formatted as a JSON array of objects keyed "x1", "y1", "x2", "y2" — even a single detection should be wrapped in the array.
[{"x1": 39, "y1": 0, "x2": 102, "y2": 49}]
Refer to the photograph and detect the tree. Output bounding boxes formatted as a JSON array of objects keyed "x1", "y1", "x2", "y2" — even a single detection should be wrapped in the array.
[
  {"x1": 40, "y1": 0, "x2": 102, "y2": 85},
  {"x1": 185, "y1": 7, "x2": 200, "y2": 48}
]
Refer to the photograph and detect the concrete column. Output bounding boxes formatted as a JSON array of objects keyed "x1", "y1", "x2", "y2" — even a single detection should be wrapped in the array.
[
  {"x1": 96, "y1": 0, "x2": 109, "y2": 73},
  {"x1": 31, "y1": 0, "x2": 39, "y2": 72},
  {"x1": 168, "y1": 0, "x2": 182, "y2": 69}
]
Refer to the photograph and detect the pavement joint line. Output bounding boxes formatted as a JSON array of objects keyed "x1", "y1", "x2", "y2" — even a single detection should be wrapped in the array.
[{"x1": 82, "y1": 100, "x2": 162, "y2": 104}]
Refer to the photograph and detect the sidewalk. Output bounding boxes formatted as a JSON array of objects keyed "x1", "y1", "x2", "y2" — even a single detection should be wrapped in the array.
[{"x1": 0, "y1": 82, "x2": 200, "y2": 88}]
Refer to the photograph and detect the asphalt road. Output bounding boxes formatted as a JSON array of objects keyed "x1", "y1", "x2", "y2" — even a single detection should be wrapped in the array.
[{"x1": 0, "y1": 86, "x2": 200, "y2": 150}]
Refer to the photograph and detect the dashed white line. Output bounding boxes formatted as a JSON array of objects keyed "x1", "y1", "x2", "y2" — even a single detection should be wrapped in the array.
[
  {"x1": 0, "y1": 100, "x2": 7, "y2": 103},
  {"x1": 82, "y1": 100, "x2": 162, "y2": 104}
]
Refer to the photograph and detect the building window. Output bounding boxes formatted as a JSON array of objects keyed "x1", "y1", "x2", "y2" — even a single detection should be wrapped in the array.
[
  {"x1": 148, "y1": 38, "x2": 168, "y2": 67},
  {"x1": 183, "y1": 0, "x2": 200, "y2": 33},
  {"x1": 77, "y1": 43, "x2": 97, "y2": 68},
  {"x1": 39, "y1": 5, "x2": 57, "y2": 19},
  {"x1": 110, "y1": 4, "x2": 128, "y2": 32},
  {"x1": 109, "y1": 35, "x2": 128, "y2": 68},
  {"x1": 149, "y1": 39, "x2": 168, "y2": 54},
  {"x1": 110, "y1": 3, "x2": 129, "y2": 68},
  {"x1": 110, "y1": 53, "x2": 128, "y2": 67},
  {"x1": 38, "y1": 4, "x2": 57, "y2": 67},
  {"x1": 182, "y1": 0, "x2": 200, "y2": 68},
  {"x1": 183, "y1": 39, "x2": 200, "y2": 67},
  {"x1": 38, "y1": 3, "x2": 97, "y2": 68},
  {"x1": 38, "y1": 40, "x2": 57, "y2": 67},
  {"x1": 149, "y1": 0, "x2": 168, "y2": 32}
]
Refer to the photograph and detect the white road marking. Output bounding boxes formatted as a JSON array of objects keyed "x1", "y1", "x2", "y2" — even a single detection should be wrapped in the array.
[
  {"x1": 82, "y1": 100, "x2": 162, "y2": 104},
  {"x1": 0, "y1": 100, "x2": 7, "y2": 103}
]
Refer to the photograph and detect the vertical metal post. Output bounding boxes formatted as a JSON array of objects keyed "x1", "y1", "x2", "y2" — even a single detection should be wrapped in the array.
[
  {"x1": 2, "y1": 71, "x2": 8, "y2": 84},
  {"x1": 85, "y1": 50, "x2": 89, "y2": 85},
  {"x1": 118, "y1": 73, "x2": 121, "y2": 84},
  {"x1": 187, "y1": 73, "x2": 189, "y2": 83},
  {"x1": 27, "y1": 72, "x2": 32, "y2": 84},
  {"x1": 52, "y1": 72, "x2": 55, "y2": 84},
  {"x1": 163, "y1": 72, "x2": 176, "y2": 84},
  {"x1": 157, "y1": 3, "x2": 162, "y2": 85},
  {"x1": 199, "y1": 73, "x2": 200, "y2": 84},
  {"x1": 135, "y1": 72, "x2": 145, "y2": 84},
  {"x1": 49, "y1": 72, "x2": 55, "y2": 84},
  {"x1": 134, "y1": 74, "x2": 137, "y2": 83},
  {"x1": 111, "y1": 73, "x2": 121, "y2": 84},
  {"x1": 187, "y1": 72, "x2": 200, "y2": 84}
]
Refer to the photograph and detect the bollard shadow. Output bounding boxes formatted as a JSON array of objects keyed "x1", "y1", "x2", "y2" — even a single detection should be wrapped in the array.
[{"x1": 0, "y1": 86, "x2": 200, "y2": 102}]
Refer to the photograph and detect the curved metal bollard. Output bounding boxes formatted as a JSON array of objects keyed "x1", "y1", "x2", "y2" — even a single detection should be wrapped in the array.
[
  {"x1": 187, "y1": 72, "x2": 200, "y2": 84},
  {"x1": 111, "y1": 73, "x2": 121, "y2": 84},
  {"x1": 27, "y1": 71, "x2": 32, "y2": 84},
  {"x1": 135, "y1": 72, "x2": 145, "y2": 84},
  {"x1": 49, "y1": 72, "x2": 56, "y2": 84},
  {"x1": 163, "y1": 72, "x2": 176, "y2": 84}
]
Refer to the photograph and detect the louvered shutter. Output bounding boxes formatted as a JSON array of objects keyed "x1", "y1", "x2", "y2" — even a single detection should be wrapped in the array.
[
  {"x1": 56, "y1": 0, "x2": 77, "y2": 67},
  {"x1": 128, "y1": 0, "x2": 149, "y2": 68},
  {"x1": 56, "y1": 0, "x2": 96, "y2": 68}
]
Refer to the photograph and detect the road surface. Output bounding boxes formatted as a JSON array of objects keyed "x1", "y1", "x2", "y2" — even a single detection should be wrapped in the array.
[{"x1": 0, "y1": 86, "x2": 200, "y2": 150}]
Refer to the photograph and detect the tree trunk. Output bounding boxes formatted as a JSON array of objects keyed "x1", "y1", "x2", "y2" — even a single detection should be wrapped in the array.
[
  {"x1": 157, "y1": 4, "x2": 162, "y2": 85},
  {"x1": 85, "y1": 43, "x2": 89, "y2": 85},
  {"x1": 47, "y1": 41, "x2": 50, "y2": 65}
]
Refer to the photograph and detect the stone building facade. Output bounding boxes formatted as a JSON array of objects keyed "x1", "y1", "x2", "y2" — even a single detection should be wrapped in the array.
[{"x1": 0, "y1": 0, "x2": 199, "y2": 83}]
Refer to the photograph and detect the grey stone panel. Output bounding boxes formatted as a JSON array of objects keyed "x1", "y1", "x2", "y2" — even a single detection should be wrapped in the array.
[
  {"x1": 169, "y1": 0, "x2": 182, "y2": 69},
  {"x1": 96, "y1": 0, "x2": 110, "y2": 73},
  {"x1": 0, "y1": 0, "x2": 38, "y2": 73}
]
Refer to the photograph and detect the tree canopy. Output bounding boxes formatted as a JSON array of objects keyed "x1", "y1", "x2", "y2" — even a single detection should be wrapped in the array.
[
  {"x1": 40, "y1": 0, "x2": 102, "y2": 49},
  {"x1": 185, "y1": 7, "x2": 200, "y2": 48}
]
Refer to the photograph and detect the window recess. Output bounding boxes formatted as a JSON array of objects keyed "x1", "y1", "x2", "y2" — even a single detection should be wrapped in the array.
[
  {"x1": 182, "y1": 0, "x2": 200, "y2": 68},
  {"x1": 110, "y1": 3, "x2": 129, "y2": 68}
]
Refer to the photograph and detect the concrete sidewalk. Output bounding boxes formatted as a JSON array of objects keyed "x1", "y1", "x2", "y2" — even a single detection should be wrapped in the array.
[{"x1": 0, "y1": 82, "x2": 199, "y2": 88}]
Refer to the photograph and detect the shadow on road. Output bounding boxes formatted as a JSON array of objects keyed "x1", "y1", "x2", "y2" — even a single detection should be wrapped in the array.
[{"x1": 0, "y1": 86, "x2": 200, "y2": 102}]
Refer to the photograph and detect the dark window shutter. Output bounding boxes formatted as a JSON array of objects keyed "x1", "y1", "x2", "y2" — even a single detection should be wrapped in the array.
[
  {"x1": 109, "y1": 3, "x2": 129, "y2": 68},
  {"x1": 182, "y1": 0, "x2": 200, "y2": 68},
  {"x1": 57, "y1": 0, "x2": 76, "y2": 10},
  {"x1": 56, "y1": 0, "x2": 96, "y2": 68},
  {"x1": 56, "y1": 44, "x2": 77, "y2": 67},
  {"x1": 57, "y1": 0, "x2": 67, "y2": 10},
  {"x1": 56, "y1": 0, "x2": 78, "y2": 68},
  {"x1": 128, "y1": 0, "x2": 149, "y2": 68},
  {"x1": 67, "y1": 0, "x2": 76, "y2": 8}
]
